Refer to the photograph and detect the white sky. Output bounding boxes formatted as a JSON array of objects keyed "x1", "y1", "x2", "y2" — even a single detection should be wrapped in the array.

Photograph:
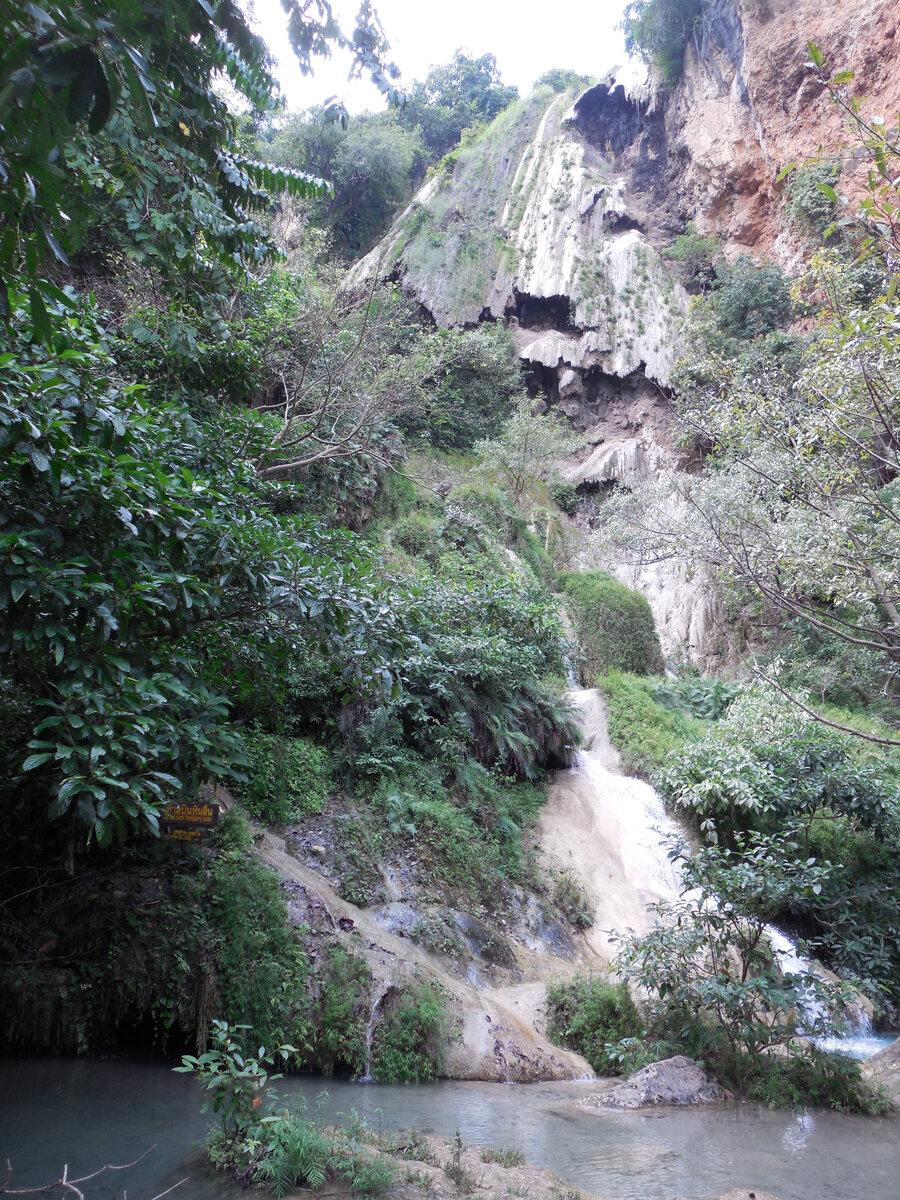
[{"x1": 247, "y1": 0, "x2": 637, "y2": 114}]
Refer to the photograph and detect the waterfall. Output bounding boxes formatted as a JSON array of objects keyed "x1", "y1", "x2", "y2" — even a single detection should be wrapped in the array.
[
  {"x1": 542, "y1": 689, "x2": 688, "y2": 954},
  {"x1": 360, "y1": 991, "x2": 387, "y2": 1082},
  {"x1": 552, "y1": 689, "x2": 886, "y2": 1058}
]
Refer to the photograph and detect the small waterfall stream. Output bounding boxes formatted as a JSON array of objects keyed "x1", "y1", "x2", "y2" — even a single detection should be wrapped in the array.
[
  {"x1": 556, "y1": 688, "x2": 884, "y2": 1057},
  {"x1": 360, "y1": 991, "x2": 386, "y2": 1082}
]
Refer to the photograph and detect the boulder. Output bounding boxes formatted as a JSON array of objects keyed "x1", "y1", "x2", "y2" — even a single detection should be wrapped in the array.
[
  {"x1": 583, "y1": 1055, "x2": 728, "y2": 1109},
  {"x1": 862, "y1": 1036, "x2": 900, "y2": 1107}
]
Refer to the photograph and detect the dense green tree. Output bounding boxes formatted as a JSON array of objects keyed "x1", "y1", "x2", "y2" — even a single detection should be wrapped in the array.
[
  {"x1": 0, "y1": 0, "x2": 398, "y2": 319},
  {"x1": 613, "y1": 831, "x2": 852, "y2": 1067},
  {"x1": 620, "y1": 0, "x2": 709, "y2": 83},
  {"x1": 397, "y1": 50, "x2": 518, "y2": 160},
  {"x1": 263, "y1": 109, "x2": 426, "y2": 260}
]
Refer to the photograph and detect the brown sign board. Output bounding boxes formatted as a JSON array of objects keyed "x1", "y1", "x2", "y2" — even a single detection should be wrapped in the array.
[
  {"x1": 161, "y1": 801, "x2": 220, "y2": 835},
  {"x1": 168, "y1": 827, "x2": 205, "y2": 842}
]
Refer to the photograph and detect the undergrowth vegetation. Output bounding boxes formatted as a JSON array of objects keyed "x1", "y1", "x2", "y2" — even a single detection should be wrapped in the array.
[
  {"x1": 546, "y1": 976, "x2": 643, "y2": 1074},
  {"x1": 560, "y1": 573, "x2": 664, "y2": 683}
]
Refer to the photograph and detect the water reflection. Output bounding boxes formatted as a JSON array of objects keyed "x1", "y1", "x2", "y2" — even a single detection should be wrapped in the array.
[
  {"x1": 3, "y1": 1060, "x2": 900, "y2": 1200},
  {"x1": 781, "y1": 1111, "x2": 815, "y2": 1156}
]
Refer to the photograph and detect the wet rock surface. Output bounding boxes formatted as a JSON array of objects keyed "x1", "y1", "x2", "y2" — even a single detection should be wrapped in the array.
[{"x1": 582, "y1": 1055, "x2": 729, "y2": 1109}]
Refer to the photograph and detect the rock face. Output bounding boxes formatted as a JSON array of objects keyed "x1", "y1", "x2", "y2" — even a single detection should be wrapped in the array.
[
  {"x1": 582, "y1": 1055, "x2": 729, "y2": 1109},
  {"x1": 348, "y1": 0, "x2": 900, "y2": 664},
  {"x1": 346, "y1": 87, "x2": 689, "y2": 441},
  {"x1": 862, "y1": 1035, "x2": 900, "y2": 1107}
]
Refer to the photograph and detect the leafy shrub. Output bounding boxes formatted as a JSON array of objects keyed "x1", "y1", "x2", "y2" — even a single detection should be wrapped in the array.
[
  {"x1": 656, "y1": 692, "x2": 900, "y2": 1008},
  {"x1": 371, "y1": 980, "x2": 449, "y2": 1082},
  {"x1": 621, "y1": 0, "x2": 709, "y2": 83},
  {"x1": 549, "y1": 478, "x2": 580, "y2": 516},
  {"x1": 240, "y1": 730, "x2": 331, "y2": 824},
  {"x1": 661, "y1": 222, "x2": 723, "y2": 292},
  {"x1": 446, "y1": 482, "x2": 518, "y2": 538},
  {"x1": 712, "y1": 255, "x2": 794, "y2": 340},
  {"x1": 650, "y1": 674, "x2": 738, "y2": 720},
  {"x1": 550, "y1": 868, "x2": 594, "y2": 929},
  {"x1": 546, "y1": 976, "x2": 643, "y2": 1074},
  {"x1": 560, "y1": 573, "x2": 664, "y2": 682},
  {"x1": 719, "y1": 1047, "x2": 889, "y2": 1115},
  {"x1": 785, "y1": 159, "x2": 842, "y2": 242},
  {"x1": 209, "y1": 850, "x2": 313, "y2": 1051},
  {"x1": 256, "y1": 1109, "x2": 396, "y2": 1198},
  {"x1": 598, "y1": 670, "x2": 705, "y2": 778},
  {"x1": 392, "y1": 513, "x2": 439, "y2": 557},
  {"x1": 310, "y1": 945, "x2": 373, "y2": 1077}
]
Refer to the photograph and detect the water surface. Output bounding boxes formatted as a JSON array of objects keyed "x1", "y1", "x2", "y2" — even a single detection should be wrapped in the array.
[{"x1": 3, "y1": 1058, "x2": 899, "y2": 1200}]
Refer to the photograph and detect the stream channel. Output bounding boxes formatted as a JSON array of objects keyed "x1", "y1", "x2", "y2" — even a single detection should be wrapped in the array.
[{"x1": 3, "y1": 1055, "x2": 900, "y2": 1200}]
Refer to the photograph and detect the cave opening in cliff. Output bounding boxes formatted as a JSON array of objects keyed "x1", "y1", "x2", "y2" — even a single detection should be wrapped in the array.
[{"x1": 513, "y1": 291, "x2": 576, "y2": 333}]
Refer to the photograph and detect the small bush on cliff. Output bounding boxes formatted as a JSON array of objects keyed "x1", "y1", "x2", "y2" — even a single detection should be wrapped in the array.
[
  {"x1": 546, "y1": 976, "x2": 643, "y2": 1074},
  {"x1": 241, "y1": 730, "x2": 331, "y2": 824},
  {"x1": 621, "y1": 0, "x2": 710, "y2": 83},
  {"x1": 370, "y1": 980, "x2": 449, "y2": 1082},
  {"x1": 560, "y1": 572, "x2": 664, "y2": 683}
]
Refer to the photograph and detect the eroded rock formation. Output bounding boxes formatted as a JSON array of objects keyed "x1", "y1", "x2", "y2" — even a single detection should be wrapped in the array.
[{"x1": 348, "y1": 0, "x2": 899, "y2": 663}]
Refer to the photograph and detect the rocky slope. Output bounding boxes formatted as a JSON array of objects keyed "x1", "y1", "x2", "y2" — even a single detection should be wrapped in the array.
[{"x1": 256, "y1": 691, "x2": 688, "y2": 1082}]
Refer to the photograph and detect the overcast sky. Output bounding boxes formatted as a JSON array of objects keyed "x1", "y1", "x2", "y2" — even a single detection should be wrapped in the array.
[{"x1": 248, "y1": 0, "x2": 637, "y2": 114}]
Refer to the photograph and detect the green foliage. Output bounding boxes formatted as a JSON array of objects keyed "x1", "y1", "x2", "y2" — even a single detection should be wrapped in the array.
[
  {"x1": 599, "y1": 671, "x2": 705, "y2": 778},
  {"x1": 262, "y1": 110, "x2": 426, "y2": 260},
  {"x1": 310, "y1": 945, "x2": 373, "y2": 1077},
  {"x1": 656, "y1": 693, "x2": 900, "y2": 1008},
  {"x1": 549, "y1": 478, "x2": 580, "y2": 516},
  {"x1": 176, "y1": 1019, "x2": 295, "y2": 1136},
  {"x1": 649, "y1": 674, "x2": 738, "y2": 721},
  {"x1": 480, "y1": 1147, "x2": 526, "y2": 1167},
  {"x1": 370, "y1": 980, "x2": 449, "y2": 1082},
  {"x1": 720, "y1": 1047, "x2": 889, "y2": 1115},
  {"x1": 357, "y1": 759, "x2": 549, "y2": 907},
  {"x1": 392, "y1": 513, "x2": 439, "y2": 558},
  {"x1": 209, "y1": 847, "x2": 312, "y2": 1051},
  {"x1": 546, "y1": 976, "x2": 643, "y2": 1074},
  {"x1": 620, "y1": 0, "x2": 709, "y2": 83},
  {"x1": 535, "y1": 69, "x2": 595, "y2": 94},
  {"x1": 661, "y1": 222, "x2": 723, "y2": 292},
  {"x1": 255, "y1": 1108, "x2": 395, "y2": 1198},
  {"x1": 240, "y1": 729, "x2": 331, "y2": 824},
  {"x1": 785, "y1": 159, "x2": 843, "y2": 242},
  {"x1": 397, "y1": 50, "x2": 519, "y2": 160},
  {"x1": 0, "y1": 822, "x2": 315, "y2": 1056},
  {"x1": 0, "y1": 0, "x2": 393, "y2": 322},
  {"x1": 659, "y1": 693, "x2": 898, "y2": 842},
  {"x1": 476, "y1": 398, "x2": 587, "y2": 502},
  {"x1": 613, "y1": 833, "x2": 848, "y2": 1060},
  {"x1": 399, "y1": 323, "x2": 526, "y2": 451},
  {"x1": 184, "y1": 1029, "x2": 396, "y2": 1195},
  {"x1": 560, "y1": 574, "x2": 665, "y2": 684},
  {"x1": 711, "y1": 255, "x2": 794, "y2": 340},
  {"x1": 0, "y1": 283, "x2": 415, "y2": 844},
  {"x1": 550, "y1": 868, "x2": 594, "y2": 929}
]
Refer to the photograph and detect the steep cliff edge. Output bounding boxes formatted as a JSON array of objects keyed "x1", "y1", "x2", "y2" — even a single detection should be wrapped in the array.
[
  {"x1": 347, "y1": 87, "x2": 688, "y2": 453},
  {"x1": 351, "y1": 0, "x2": 899, "y2": 408},
  {"x1": 667, "y1": 0, "x2": 900, "y2": 258}
]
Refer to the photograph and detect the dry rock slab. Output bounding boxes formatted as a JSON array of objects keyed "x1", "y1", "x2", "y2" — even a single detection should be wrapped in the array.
[{"x1": 582, "y1": 1055, "x2": 728, "y2": 1109}]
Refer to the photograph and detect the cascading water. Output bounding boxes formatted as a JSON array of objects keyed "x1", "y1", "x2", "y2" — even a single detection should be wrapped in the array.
[
  {"x1": 540, "y1": 689, "x2": 687, "y2": 959},
  {"x1": 549, "y1": 689, "x2": 887, "y2": 1057},
  {"x1": 360, "y1": 991, "x2": 387, "y2": 1082}
]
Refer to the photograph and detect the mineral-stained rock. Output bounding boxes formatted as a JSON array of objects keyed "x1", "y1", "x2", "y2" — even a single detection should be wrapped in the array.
[
  {"x1": 582, "y1": 1055, "x2": 729, "y2": 1108},
  {"x1": 862, "y1": 1035, "x2": 900, "y2": 1107}
]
